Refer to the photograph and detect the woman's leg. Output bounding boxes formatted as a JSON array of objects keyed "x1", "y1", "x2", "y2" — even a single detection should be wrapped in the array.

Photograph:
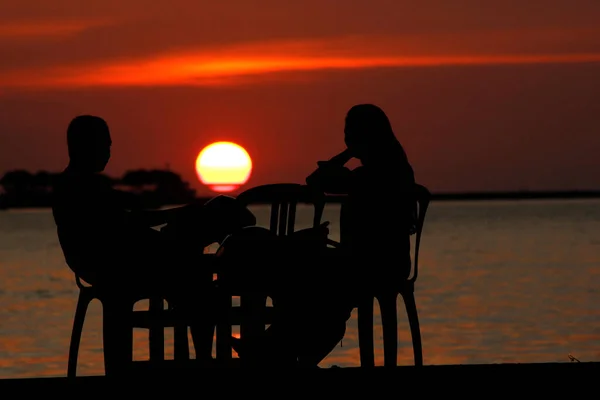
[
  {"x1": 267, "y1": 293, "x2": 352, "y2": 368},
  {"x1": 260, "y1": 251, "x2": 354, "y2": 368},
  {"x1": 296, "y1": 314, "x2": 349, "y2": 367}
]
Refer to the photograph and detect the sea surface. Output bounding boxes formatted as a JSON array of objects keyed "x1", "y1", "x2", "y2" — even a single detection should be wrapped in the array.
[{"x1": 1, "y1": 199, "x2": 600, "y2": 379}]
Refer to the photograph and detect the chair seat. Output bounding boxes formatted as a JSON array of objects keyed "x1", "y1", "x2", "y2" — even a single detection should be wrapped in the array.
[
  {"x1": 216, "y1": 302, "x2": 277, "y2": 321},
  {"x1": 77, "y1": 283, "x2": 189, "y2": 327},
  {"x1": 79, "y1": 283, "x2": 166, "y2": 301},
  {"x1": 68, "y1": 278, "x2": 194, "y2": 377},
  {"x1": 129, "y1": 308, "x2": 192, "y2": 328}
]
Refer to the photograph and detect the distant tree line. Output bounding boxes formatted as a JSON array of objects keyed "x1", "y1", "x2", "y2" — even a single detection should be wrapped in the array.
[
  {"x1": 0, "y1": 169, "x2": 198, "y2": 209},
  {"x1": 2, "y1": 169, "x2": 600, "y2": 210}
]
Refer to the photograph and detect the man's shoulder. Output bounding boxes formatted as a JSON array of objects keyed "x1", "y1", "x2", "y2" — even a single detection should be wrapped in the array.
[
  {"x1": 52, "y1": 171, "x2": 116, "y2": 214},
  {"x1": 55, "y1": 171, "x2": 113, "y2": 192},
  {"x1": 53, "y1": 169, "x2": 82, "y2": 188}
]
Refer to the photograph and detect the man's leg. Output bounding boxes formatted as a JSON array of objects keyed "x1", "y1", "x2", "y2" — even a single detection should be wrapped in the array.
[
  {"x1": 169, "y1": 279, "x2": 216, "y2": 361},
  {"x1": 160, "y1": 253, "x2": 217, "y2": 361},
  {"x1": 140, "y1": 226, "x2": 218, "y2": 362}
]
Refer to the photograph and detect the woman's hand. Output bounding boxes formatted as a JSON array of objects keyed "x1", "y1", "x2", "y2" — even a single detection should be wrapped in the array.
[
  {"x1": 306, "y1": 163, "x2": 350, "y2": 189},
  {"x1": 326, "y1": 148, "x2": 353, "y2": 166},
  {"x1": 305, "y1": 148, "x2": 354, "y2": 193}
]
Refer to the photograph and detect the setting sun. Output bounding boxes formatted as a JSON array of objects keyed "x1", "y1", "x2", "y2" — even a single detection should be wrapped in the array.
[{"x1": 195, "y1": 141, "x2": 252, "y2": 193}]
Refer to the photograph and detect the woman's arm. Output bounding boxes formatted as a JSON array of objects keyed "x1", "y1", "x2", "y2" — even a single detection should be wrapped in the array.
[
  {"x1": 306, "y1": 149, "x2": 354, "y2": 194},
  {"x1": 325, "y1": 148, "x2": 353, "y2": 166}
]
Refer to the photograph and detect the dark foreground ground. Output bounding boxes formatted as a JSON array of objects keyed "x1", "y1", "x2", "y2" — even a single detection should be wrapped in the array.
[{"x1": 1, "y1": 362, "x2": 597, "y2": 396}]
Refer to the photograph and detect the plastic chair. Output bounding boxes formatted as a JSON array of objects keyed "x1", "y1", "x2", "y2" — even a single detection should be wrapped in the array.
[
  {"x1": 67, "y1": 275, "x2": 191, "y2": 377},
  {"x1": 326, "y1": 183, "x2": 431, "y2": 367},
  {"x1": 356, "y1": 183, "x2": 431, "y2": 367},
  {"x1": 213, "y1": 183, "x2": 326, "y2": 363}
]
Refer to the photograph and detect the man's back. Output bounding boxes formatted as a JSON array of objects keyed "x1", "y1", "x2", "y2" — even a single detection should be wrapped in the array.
[{"x1": 52, "y1": 169, "x2": 152, "y2": 283}]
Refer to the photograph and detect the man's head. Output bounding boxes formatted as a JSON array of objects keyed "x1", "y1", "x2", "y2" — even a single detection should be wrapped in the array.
[{"x1": 66, "y1": 115, "x2": 111, "y2": 172}]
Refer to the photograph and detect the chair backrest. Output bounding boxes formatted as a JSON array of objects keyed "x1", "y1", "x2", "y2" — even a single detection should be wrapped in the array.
[
  {"x1": 410, "y1": 183, "x2": 432, "y2": 283},
  {"x1": 236, "y1": 183, "x2": 326, "y2": 236}
]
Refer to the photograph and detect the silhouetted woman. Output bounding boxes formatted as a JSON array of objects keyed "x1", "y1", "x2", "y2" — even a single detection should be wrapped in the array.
[
  {"x1": 299, "y1": 103, "x2": 417, "y2": 366},
  {"x1": 228, "y1": 104, "x2": 416, "y2": 367},
  {"x1": 309, "y1": 103, "x2": 416, "y2": 279}
]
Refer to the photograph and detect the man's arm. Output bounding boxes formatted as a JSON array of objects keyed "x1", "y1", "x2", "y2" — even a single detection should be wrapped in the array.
[
  {"x1": 112, "y1": 188, "x2": 144, "y2": 210},
  {"x1": 111, "y1": 187, "x2": 193, "y2": 227},
  {"x1": 127, "y1": 207, "x2": 181, "y2": 227},
  {"x1": 128, "y1": 200, "x2": 211, "y2": 227}
]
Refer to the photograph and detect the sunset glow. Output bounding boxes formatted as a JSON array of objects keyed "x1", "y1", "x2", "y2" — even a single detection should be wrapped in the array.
[
  {"x1": 1, "y1": 1, "x2": 600, "y2": 197},
  {"x1": 0, "y1": 19, "x2": 111, "y2": 38},
  {"x1": 195, "y1": 142, "x2": 252, "y2": 193},
  {"x1": 2, "y1": 34, "x2": 600, "y2": 89},
  {"x1": 4, "y1": 1, "x2": 600, "y2": 379}
]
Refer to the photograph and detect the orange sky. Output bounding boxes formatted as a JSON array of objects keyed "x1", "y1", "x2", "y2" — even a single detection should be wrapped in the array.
[{"x1": 1, "y1": 0, "x2": 600, "y2": 195}]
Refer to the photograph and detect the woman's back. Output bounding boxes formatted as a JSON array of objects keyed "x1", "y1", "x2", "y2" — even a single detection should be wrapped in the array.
[{"x1": 340, "y1": 156, "x2": 415, "y2": 283}]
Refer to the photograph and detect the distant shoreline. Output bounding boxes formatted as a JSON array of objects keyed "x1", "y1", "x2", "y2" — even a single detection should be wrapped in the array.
[
  {"x1": 413, "y1": 190, "x2": 600, "y2": 201},
  {"x1": 2, "y1": 190, "x2": 599, "y2": 210},
  {"x1": 199, "y1": 190, "x2": 600, "y2": 204}
]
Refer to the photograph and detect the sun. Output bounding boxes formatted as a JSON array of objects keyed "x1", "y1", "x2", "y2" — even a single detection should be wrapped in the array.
[{"x1": 195, "y1": 141, "x2": 252, "y2": 193}]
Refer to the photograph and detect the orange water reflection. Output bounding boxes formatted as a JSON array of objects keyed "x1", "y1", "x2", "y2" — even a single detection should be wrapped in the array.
[{"x1": 1, "y1": 200, "x2": 600, "y2": 378}]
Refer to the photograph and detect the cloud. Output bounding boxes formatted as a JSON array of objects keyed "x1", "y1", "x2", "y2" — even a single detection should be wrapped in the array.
[
  {"x1": 0, "y1": 19, "x2": 112, "y2": 39},
  {"x1": 1, "y1": 35, "x2": 600, "y2": 90}
]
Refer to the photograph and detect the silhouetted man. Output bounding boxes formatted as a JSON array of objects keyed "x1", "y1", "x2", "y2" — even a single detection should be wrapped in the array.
[{"x1": 52, "y1": 115, "x2": 255, "y2": 359}]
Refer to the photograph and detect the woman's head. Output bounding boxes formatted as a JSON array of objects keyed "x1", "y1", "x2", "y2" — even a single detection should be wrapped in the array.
[{"x1": 343, "y1": 104, "x2": 398, "y2": 163}]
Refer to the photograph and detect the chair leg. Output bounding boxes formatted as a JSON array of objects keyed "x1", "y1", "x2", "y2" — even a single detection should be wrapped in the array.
[
  {"x1": 157, "y1": 296, "x2": 216, "y2": 363},
  {"x1": 215, "y1": 293, "x2": 232, "y2": 363},
  {"x1": 174, "y1": 324, "x2": 190, "y2": 361},
  {"x1": 167, "y1": 299, "x2": 189, "y2": 361},
  {"x1": 67, "y1": 292, "x2": 92, "y2": 378},
  {"x1": 401, "y1": 290, "x2": 423, "y2": 366},
  {"x1": 357, "y1": 297, "x2": 375, "y2": 367},
  {"x1": 148, "y1": 297, "x2": 165, "y2": 363},
  {"x1": 379, "y1": 293, "x2": 398, "y2": 367},
  {"x1": 102, "y1": 300, "x2": 134, "y2": 376},
  {"x1": 190, "y1": 321, "x2": 214, "y2": 361}
]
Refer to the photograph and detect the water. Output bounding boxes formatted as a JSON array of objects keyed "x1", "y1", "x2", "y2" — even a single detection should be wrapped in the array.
[{"x1": 1, "y1": 199, "x2": 600, "y2": 379}]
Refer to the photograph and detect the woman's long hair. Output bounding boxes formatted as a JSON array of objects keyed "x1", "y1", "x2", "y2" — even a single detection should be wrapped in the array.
[{"x1": 345, "y1": 104, "x2": 408, "y2": 167}]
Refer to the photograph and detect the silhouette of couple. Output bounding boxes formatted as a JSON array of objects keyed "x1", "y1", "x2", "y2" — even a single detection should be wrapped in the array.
[{"x1": 52, "y1": 104, "x2": 416, "y2": 368}]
